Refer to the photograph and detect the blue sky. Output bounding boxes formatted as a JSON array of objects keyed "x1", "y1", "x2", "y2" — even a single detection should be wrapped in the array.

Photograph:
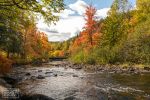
[
  {"x1": 37, "y1": 0, "x2": 136, "y2": 41},
  {"x1": 64, "y1": 0, "x2": 114, "y2": 9},
  {"x1": 64, "y1": 0, "x2": 136, "y2": 9}
]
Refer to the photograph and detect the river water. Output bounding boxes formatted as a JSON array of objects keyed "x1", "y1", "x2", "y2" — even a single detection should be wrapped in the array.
[{"x1": 11, "y1": 61, "x2": 150, "y2": 100}]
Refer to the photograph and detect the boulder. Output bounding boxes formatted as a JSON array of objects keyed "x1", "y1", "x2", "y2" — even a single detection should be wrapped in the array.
[
  {"x1": 21, "y1": 94, "x2": 54, "y2": 100},
  {"x1": 45, "y1": 72, "x2": 53, "y2": 74},
  {"x1": 128, "y1": 67, "x2": 135, "y2": 72},
  {"x1": 53, "y1": 74, "x2": 57, "y2": 77},
  {"x1": 31, "y1": 76, "x2": 36, "y2": 80},
  {"x1": 37, "y1": 75, "x2": 45, "y2": 79},
  {"x1": 25, "y1": 73, "x2": 31, "y2": 76},
  {"x1": 72, "y1": 74, "x2": 78, "y2": 77},
  {"x1": 64, "y1": 96, "x2": 76, "y2": 100},
  {"x1": 38, "y1": 70, "x2": 42, "y2": 72},
  {"x1": 144, "y1": 67, "x2": 150, "y2": 71}
]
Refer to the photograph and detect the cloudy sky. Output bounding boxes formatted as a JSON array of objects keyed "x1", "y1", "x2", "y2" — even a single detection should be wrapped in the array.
[{"x1": 37, "y1": 0, "x2": 136, "y2": 42}]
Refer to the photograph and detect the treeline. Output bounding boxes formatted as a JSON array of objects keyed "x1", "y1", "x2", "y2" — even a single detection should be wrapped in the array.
[
  {"x1": 49, "y1": 37, "x2": 75, "y2": 58},
  {"x1": 0, "y1": 0, "x2": 64, "y2": 73},
  {"x1": 68, "y1": 0, "x2": 150, "y2": 65}
]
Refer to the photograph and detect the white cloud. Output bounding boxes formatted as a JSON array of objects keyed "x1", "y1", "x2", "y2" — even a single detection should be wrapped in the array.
[
  {"x1": 69, "y1": 0, "x2": 88, "y2": 15},
  {"x1": 61, "y1": 9, "x2": 75, "y2": 18},
  {"x1": 46, "y1": 32, "x2": 71, "y2": 42},
  {"x1": 37, "y1": 16, "x2": 85, "y2": 41},
  {"x1": 37, "y1": 0, "x2": 111, "y2": 42},
  {"x1": 54, "y1": 9, "x2": 75, "y2": 18},
  {"x1": 96, "y1": 8, "x2": 110, "y2": 18},
  {"x1": 51, "y1": 16, "x2": 85, "y2": 36}
]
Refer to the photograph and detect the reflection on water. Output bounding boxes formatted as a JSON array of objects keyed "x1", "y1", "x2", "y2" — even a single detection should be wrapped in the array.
[{"x1": 16, "y1": 65, "x2": 150, "y2": 100}]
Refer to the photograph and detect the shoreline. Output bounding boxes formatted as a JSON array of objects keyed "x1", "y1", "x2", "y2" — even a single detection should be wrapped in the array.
[
  {"x1": 53, "y1": 60, "x2": 150, "y2": 74},
  {"x1": 13, "y1": 60, "x2": 150, "y2": 74},
  {"x1": 0, "y1": 60, "x2": 150, "y2": 99}
]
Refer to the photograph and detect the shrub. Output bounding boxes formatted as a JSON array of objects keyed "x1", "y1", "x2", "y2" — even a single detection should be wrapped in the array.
[
  {"x1": 70, "y1": 50, "x2": 85, "y2": 64},
  {"x1": 118, "y1": 19, "x2": 150, "y2": 64},
  {"x1": 84, "y1": 54, "x2": 96, "y2": 64},
  {"x1": 0, "y1": 54, "x2": 12, "y2": 74}
]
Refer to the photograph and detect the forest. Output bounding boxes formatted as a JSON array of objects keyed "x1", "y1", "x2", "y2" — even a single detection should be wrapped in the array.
[
  {"x1": 0, "y1": 0, "x2": 150, "y2": 73},
  {"x1": 0, "y1": 0, "x2": 150, "y2": 100},
  {"x1": 50, "y1": 0, "x2": 150, "y2": 66}
]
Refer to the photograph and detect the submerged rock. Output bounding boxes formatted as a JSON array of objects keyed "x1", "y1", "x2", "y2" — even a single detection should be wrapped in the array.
[
  {"x1": 144, "y1": 67, "x2": 150, "y2": 71},
  {"x1": 0, "y1": 78, "x2": 11, "y2": 88},
  {"x1": 1, "y1": 76, "x2": 18, "y2": 85},
  {"x1": 31, "y1": 76, "x2": 36, "y2": 80},
  {"x1": 21, "y1": 94, "x2": 54, "y2": 100},
  {"x1": 64, "y1": 96, "x2": 76, "y2": 100},
  {"x1": 37, "y1": 75, "x2": 45, "y2": 79},
  {"x1": 25, "y1": 72, "x2": 31, "y2": 76},
  {"x1": 38, "y1": 70, "x2": 42, "y2": 72},
  {"x1": 72, "y1": 74, "x2": 78, "y2": 77},
  {"x1": 53, "y1": 73, "x2": 57, "y2": 77},
  {"x1": 45, "y1": 71, "x2": 53, "y2": 74},
  {"x1": 128, "y1": 67, "x2": 135, "y2": 72}
]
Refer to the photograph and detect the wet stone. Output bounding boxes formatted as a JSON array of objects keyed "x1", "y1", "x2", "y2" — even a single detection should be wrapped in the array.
[
  {"x1": 38, "y1": 70, "x2": 42, "y2": 72},
  {"x1": 129, "y1": 67, "x2": 135, "y2": 72},
  {"x1": 45, "y1": 72, "x2": 53, "y2": 74},
  {"x1": 64, "y1": 96, "x2": 77, "y2": 100},
  {"x1": 25, "y1": 72, "x2": 31, "y2": 76},
  {"x1": 21, "y1": 94, "x2": 55, "y2": 100},
  {"x1": 31, "y1": 76, "x2": 36, "y2": 80},
  {"x1": 53, "y1": 74, "x2": 57, "y2": 77},
  {"x1": 73, "y1": 74, "x2": 78, "y2": 77},
  {"x1": 37, "y1": 75, "x2": 45, "y2": 79},
  {"x1": 144, "y1": 67, "x2": 150, "y2": 71}
]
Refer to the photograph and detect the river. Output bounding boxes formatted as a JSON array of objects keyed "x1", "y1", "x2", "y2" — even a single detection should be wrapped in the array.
[{"x1": 4, "y1": 61, "x2": 150, "y2": 100}]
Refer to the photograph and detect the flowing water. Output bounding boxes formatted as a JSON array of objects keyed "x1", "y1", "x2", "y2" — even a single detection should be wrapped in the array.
[{"x1": 11, "y1": 61, "x2": 150, "y2": 100}]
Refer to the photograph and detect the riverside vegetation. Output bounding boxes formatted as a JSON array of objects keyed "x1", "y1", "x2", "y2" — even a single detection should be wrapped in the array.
[
  {"x1": 0, "y1": 0, "x2": 150, "y2": 99},
  {"x1": 0, "y1": 0, "x2": 150, "y2": 73}
]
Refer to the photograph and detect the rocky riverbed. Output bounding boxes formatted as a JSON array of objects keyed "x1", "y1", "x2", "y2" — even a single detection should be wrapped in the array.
[{"x1": 0, "y1": 60, "x2": 150, "y2": 100}]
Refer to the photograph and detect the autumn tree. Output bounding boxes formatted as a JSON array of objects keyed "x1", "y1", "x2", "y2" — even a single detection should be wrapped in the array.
[
  {"x1": 0, "y1": 0, "x2": 64, "y2": 23},
  {"x1": 108, "y1": 0, "x2": 131, "y2": 15},
  {"x1": 101, "y1": 0, "x2": 132, "y2": 47},
  {"x1": 84, "y1": 5, "x2": 97, "y2": 46},
  {"x1": 136, "y1": 0, "x2": 150, "y2": 14},
  {"x1": 0, "y1": 6, "x2": 24, "y2": 58}
]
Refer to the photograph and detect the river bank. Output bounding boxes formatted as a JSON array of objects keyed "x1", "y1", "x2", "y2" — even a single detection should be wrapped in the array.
[
  {"x1": 52, "y1": 60, "x2": 150, "y2": 74},
  {"x1": 0, "y1": 60, "x2": 150, "y2": 100}
]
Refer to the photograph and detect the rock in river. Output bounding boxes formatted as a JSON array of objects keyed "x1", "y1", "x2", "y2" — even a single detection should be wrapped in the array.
[
  {"x1": 53, "y1": 73, "x2": 57, "y2": 77},
  {"x1": 38, "y1": 70, "x2": 42, "y2": 72},
  {"x1": 144, "y1": 67, "x2": 150, "y2": 71},
  {"x1": 45, "y1": 71, "x2": 53, "y2": 74},
  {"x1": 72, "y1": 74, "x2": 78, "y2": 77},
  {"x1": 21, "y1": 94, "x2": 54, "y2": 100},
  {"x1": 37, "y1": 75, "x2": 45, "y2": 79},
  {"x1": 25, "y1": 72, "x2": 31, "y2": 76},
  {"x1": 64, "y1": 96, "x2": 76, "y2": 100}
]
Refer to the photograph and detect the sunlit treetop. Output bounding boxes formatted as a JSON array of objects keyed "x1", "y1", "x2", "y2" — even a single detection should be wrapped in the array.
[
  {"x1": 136, "y1": 0, "x2": 150, "y2": 13},
  {"x1": 0, "y1": 0, "x2": 64, "y2": 23},
  {"x1": 108, "y1": 0, "x2": 131, "y2": 15}
]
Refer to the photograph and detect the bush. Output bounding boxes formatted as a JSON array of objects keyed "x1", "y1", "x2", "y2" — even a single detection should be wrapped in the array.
[
  {"x1": 13, "y1": 59, "x2": 31, "y2": 65},
  {"x1": 0, "y1": 55, "x2": 12, "y2": 74},
  {"x1": 89, "y1": 46, "x2": 118, "y2": 64},
  {"x1": 70, "y1": 50, "x2": 85, "y2": 64},
  {"x1": 84, "y1": 54, "x2": 96, "y2": 64},
  {"x1": 118, "y1": 19, "x2": 150, "y2": 64}
]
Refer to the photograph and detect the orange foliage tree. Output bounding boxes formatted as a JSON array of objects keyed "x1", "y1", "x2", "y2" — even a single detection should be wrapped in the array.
[
  {"x1": 84, "y1": 5, "x2": 97, "y2": 46},
  {"x1": 21, "y1": 23, "x2": 50, "y2": 60},
  {"x1": 70, "y1": 5, "x2": 99, "y2": 54}
]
